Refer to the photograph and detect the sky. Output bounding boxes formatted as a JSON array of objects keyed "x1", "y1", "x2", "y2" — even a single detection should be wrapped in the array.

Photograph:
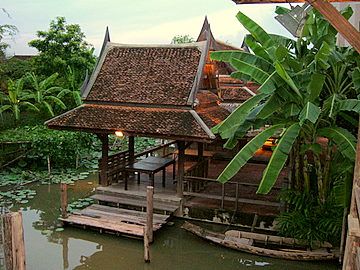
[{"x1": 1, "y1": 0, "x2": 292, "y2": 56}]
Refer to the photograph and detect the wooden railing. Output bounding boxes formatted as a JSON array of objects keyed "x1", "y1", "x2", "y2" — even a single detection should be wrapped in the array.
[
  {"x1": 183, "y1": 176, "x2": 281, "y2": 211},
  {"x1": 185, "y1": 158, "x2": 209, "y2": 178},
  {"x1": 99, "y1": 140, "x2": 176, "y2": 184}
]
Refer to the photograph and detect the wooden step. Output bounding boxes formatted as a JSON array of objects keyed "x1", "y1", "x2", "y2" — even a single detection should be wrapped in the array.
[
  {"x1": 96, "y1": 185, "x2": 182, "y2": 205},
  {"x1": 60, "y1": 204, "x2": 170, "y2": 237},
  {"x1": 91, "y1": 194, "x2": 179, "y2": 213}
]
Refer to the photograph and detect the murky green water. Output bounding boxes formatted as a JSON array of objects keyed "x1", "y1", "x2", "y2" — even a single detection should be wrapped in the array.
[{"x1": 10, "y1": 175, "x2": 339, "y2": 270}]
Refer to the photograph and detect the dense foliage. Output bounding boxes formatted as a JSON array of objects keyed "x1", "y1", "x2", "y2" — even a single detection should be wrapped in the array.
[
  {"x1": 211, "y1": 7, "x2": 359, "y2": 245},
  {"x1": 29, "y1": 17, "x2": 96, "y2": 84}
]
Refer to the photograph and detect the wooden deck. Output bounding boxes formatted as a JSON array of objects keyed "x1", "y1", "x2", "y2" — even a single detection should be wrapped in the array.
[
  {"x1": 61, "y1": 169, "x2": 182, "y2": 238},
  {"x1": 60, "y1": 204, "x2": 170, "y2": 237}
]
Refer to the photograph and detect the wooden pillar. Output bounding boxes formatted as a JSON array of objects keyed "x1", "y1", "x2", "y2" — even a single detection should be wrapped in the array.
[
  {"x1": 146, "y1": 186, "x2": 154, "y2": 243},
  {"x1": 62, "y1": 236, "x2": 69, "y2": 270},
  {"x1": 177, "y1": 141, "x2": 185, "y2": 198},
  {"x1": 343, "y1": 117, "x2": 360, "y2": 269},
  {"x1": 350, "y1": 117, "x2": 360, "y2": 216},
  {"x1": 198, "y1": 142, "x2": 204, "y2": 177},
  {"x1": 128, "y1": 136, "x2": 135, "y2": 164},
  {"x1": 99, "y1": 134, "x2": 109, "y2": 186},
  {"x1": 60, "y1": 183, "x2": 68, "y2": 219},
  {"x1": 2, "y1": 212, "x2": 26, "y2": 270}
]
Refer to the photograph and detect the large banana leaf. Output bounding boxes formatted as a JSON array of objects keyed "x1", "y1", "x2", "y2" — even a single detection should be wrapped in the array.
[
  {"x1": 244, "y1": 35, "x2": 271, "y2": 61},
  {"x1": 352, "y1": 67, "x2": 360, "y2": 93},
  {"x1": 236, "y1": 11, "x2": 274, "y2": 49},
  {"x1": 339, "y1": 99, "x2": 360, "y2": 113},
  {"x1": 315, "y1": 42, "x2": 331, "y2": 70},
  {"x1": 217, "y1": 124, "x2": 285, "y2": 183},
  {"x1": 230, "y1": 58, "x2": 270, "y2": 85},
  {"x1": 210, "y1": 50, "x2": 273, "y2": 72},
  {"x1": 257, "y1": 71, "x2": 290, "y2": 95},
  {"x1": 307, "y1": 73, "x2": 326, "y2": 102},
  {"x1": 274, "y1": 61, "x2": 301, "y2": 97},
  {"x1": 317, "y1": 127, "x2": 357, "y2": 161},
  {"x1": 299, "y1": 101, "x2": 321, "y2": 125},
  {"x1": 257, "y1": 123, "x2": 301, "y2": 194},
  {"x1": 212, "y1": 94, "x2": 266, "y2": 138},
  {"x1": 256, "y1": 93, "x2": 282, "y2": 119}
]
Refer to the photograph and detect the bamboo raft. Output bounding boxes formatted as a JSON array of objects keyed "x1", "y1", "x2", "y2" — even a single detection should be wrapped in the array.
[{"x1": 182, "y1": 222, "x2": 339, "y2": 261}]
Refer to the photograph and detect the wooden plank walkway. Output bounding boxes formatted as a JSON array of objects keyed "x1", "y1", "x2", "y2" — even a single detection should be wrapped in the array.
[
  {"x1": 60, "y1": 204, "x2": 170, "y2": 237},
  {"x1": 91, "y1": 194, "x2": 179, "y2": 213}
]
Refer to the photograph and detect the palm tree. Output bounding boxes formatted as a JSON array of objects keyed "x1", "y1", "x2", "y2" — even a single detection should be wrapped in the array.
[
  {"x1": 0, "y1": 77, "x2": 38, "y2": 121},
  {"x1": 25, "y1": 72, "x2": 66, "y2": 116}
]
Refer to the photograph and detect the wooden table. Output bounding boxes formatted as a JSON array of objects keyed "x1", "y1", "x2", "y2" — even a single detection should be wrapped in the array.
[{"x1": 124, "y1": 156, "x2": 176, "y2": 190}]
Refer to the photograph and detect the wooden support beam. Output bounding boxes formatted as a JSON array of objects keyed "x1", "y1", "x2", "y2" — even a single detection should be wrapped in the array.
[
  {"x1": 2, "y1": 212, "x2": 26, "y2": 270},
  {"x1": 177, "y1": 141, "x2": 185, "y2": 198},
  {"x1": 128, "y1": 136, "x2": 135, "y2": 164},
  {"x1": 198, "y1": 142, "x2": 204, "y2": 177},
  {"x1": 98, "y1": 134, "x2": 109, "y2": 186},
  {"x1": 350, "y1": 117, "x2": 360, "y2": 217}
]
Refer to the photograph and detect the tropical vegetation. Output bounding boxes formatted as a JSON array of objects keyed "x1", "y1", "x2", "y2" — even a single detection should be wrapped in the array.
[{"x1": 211, "y1": 7, "x2": 359, "y2": 245}]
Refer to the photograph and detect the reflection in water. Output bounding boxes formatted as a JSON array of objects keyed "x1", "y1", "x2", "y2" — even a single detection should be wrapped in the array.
[{"x1": 16, "y1": 176, "x2": 338, "y2": 270}]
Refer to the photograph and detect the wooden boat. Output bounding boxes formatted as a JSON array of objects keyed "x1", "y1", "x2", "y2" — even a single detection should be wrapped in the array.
[{"x1": 182, "y1": 222, "x2": 339, "y2": 261}]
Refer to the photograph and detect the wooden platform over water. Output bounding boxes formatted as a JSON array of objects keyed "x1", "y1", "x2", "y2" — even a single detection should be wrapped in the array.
[
  {"x1": 60, "y1": 204, "x2": 171, "y2": 237},
  {"x1": 60, "y1": 172, "x2": 182, "y2": 238}
]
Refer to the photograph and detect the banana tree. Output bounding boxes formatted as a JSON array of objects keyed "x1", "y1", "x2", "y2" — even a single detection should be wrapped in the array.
[
  {"x1": 25, "y1": 72, "x2": 66, "y2": 116},
  {"x1": 57, "y1": 66, "x2": 82, "y2": 106},
  {"x1": 0, "y1": 77, "x2": 39, "y2": 121},
  {"x1": 211, "y1": 9, "x2": 359, "y2": 202}
]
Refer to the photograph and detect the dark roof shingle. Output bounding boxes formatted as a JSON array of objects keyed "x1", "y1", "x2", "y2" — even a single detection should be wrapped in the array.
[
  {"x1": 86, "y1": 45, "x2": 202, "y2": 106},
  {"x1": 47, "y1": 104, "x2": 211, "y2": 140}
]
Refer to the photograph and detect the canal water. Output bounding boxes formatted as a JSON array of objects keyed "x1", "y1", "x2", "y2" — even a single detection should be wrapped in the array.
[{"x1": 9, "y1": 175, "x2": 338, "y2": 270}]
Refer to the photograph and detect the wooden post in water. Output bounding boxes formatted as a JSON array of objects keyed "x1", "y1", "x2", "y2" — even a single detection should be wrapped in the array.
[
  {"x1": 146, "y1": 186, "x2": 154, "y2": 243},
  {"x1": 144, "y1": 186, "x2": 154, "y2": 263},
  {"x1": 60, "y1": 183, "x2": 68, "y2": 219},
  {"x1": 2, "y1": 212, "x2": 26, "y2": 270},
  {"x1": 143, "y1": 227, "x2": 150, "y2": 263}
]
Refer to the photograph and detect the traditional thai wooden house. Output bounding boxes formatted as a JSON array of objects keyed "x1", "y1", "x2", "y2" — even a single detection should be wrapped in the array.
[{"x1": 45, "y1": 27, "x2": 243, "y2": 235}]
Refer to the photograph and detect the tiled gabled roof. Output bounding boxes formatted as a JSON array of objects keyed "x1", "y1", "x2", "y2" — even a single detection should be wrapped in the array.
[
  {"x1": 46, "y1": 104, "x2": 213, "y2": 141},
  {"x1": 84, "y1": 43, "x2": 205, "y2": 106}
]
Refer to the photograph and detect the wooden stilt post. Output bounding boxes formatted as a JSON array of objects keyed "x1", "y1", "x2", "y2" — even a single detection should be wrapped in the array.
[
  {"x1": 144, "y1": 186, "x2": 153, "y2": 263},
  {"x1": 198, "y1": 142, "x2": 204, "y2": 177},
  {"x1": 128, "y1": 136, "x2": 135, "y2": 180},
  {"x1": 62, "y1": 236, "x2": 69, "y2": 269},
  {"x1": 2, "y1": 212, "x2": 26, "y2": 270},
  {"x1": 60, "y1": 183, "x2": 68, "y2": 219},
  {"x1": 143, "y1": 227, "x2": 150, "y2": 263},
  {"x1": 177, "y1": 141, "x2": 185, "y2": 198},
  {"x1": 146, "y1": 186, "x2": 154, "y2": 243},
  {"x1": 98, "y1": 134, "x2": 109, "y2": 186},
  {"x1": 128, "y1": 136, "x2": 135, "y2": 164}
]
